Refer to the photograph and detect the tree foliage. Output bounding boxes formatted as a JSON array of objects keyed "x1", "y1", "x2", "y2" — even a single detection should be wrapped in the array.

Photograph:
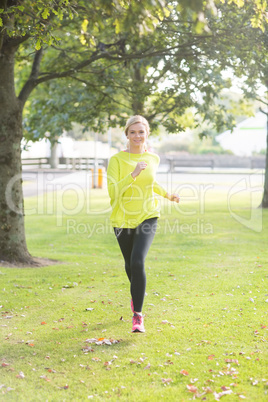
[{"x1": 19, "y1": 0, "x2": 267, "y2": 143}]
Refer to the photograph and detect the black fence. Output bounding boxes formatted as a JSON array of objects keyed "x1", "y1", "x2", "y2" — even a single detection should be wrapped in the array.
[
  {"x1": 161, "y1": 154, "x2": 266, "y2": 171},
  {"x1": 22, "y1": 157, "x2": 108, "y2": 170},
  {"x1": 21, "y1": 155, "x2": 265, "y2": 171}
]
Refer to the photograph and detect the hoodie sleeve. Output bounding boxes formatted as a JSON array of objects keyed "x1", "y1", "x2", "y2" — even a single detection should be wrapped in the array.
[
  {"x1": 107, "y1": 156, "x2": 135, "y2": 201},
  {"x1": 153, "y1": 180, "x2": 167, "y2": 198}
]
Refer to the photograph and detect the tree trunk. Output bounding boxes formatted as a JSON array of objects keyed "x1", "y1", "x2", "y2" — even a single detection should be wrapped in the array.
[
  {"x1": 0, "y1": 46, "x2": 33, "y2": 263},
  {"x1": 50, "y1": 141, "x2": 59, "y2": 169},
  {"x1": 131, "y1": 64, "x2": 145, "y2": 115},
  {"x1": 260, "y1": 112, "x2": 268, "y2": 208}
]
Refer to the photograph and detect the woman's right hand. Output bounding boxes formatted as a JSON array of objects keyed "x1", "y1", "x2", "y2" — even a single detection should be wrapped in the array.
[{"x1": 131, "y1": 161, "x2": 147, "y2": 179}]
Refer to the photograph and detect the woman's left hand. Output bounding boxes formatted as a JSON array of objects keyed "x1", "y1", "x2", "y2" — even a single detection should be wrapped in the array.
[{"x1": 166, "y1": 193, "x2": 180, "y2": 203}]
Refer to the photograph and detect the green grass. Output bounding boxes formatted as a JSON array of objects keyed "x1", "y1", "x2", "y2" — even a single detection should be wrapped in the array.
[{"x1": 0, "y1": 184, "x2": 268, "y2": 401}]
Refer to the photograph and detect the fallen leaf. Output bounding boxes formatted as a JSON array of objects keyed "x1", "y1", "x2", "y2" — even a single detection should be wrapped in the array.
[
  {"x1": 221, "y1": 386, "x2": 231, "y2": 391},
  {"x1": 92, "y1": 357, "x2": 101, "y2": 362},
  {"x1": 214, "y1": 389, "x2": 233, "y2": 400},
  {"x1": 180, "y1": 369, "x2": 189, "y2": 376},
  {"x1": 187, "y1": 384, "x2": 198, "y2": 393},
  {"x1": 82, "y1": 346, "x2": 94, "y2": 353},
  {"x1": 47, "y1": 368, "x2": 56, "y2": 373},
  {"x1": 144, "y1": 363, "x2": 151, "y2": 370},
  {"x1": 225, "y1": 359, "x2": 239, "y2": 365},
  {"x1": 190, "y1": 378, "x2": 199, "y2": 383},
  {"x1": 208, "y1": 354, "x2": 215, "y2": 360},
  {"x1": 164, "y1": 360, "x2": 174, "y2": 365},
  {"x1": 40, "y1": 375, "x2": 50, "y2": 381},
  {"x1": 85, "y1": 338, "x2": 122, "y2": 346},
  {"x1": 58, "y1": 384, "x2": 69, "y2": 389},
  {"x1": 202, "y1": 386, "x2": 213, "y2": 393},
  {"x1": 162, "y1": 378, "x2": 172, "y2": 384}
]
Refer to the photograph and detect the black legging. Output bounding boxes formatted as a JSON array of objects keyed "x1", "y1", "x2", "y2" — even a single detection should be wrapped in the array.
[{"x1": 114, "y1": 218, "x2": 158, "y2": 312}]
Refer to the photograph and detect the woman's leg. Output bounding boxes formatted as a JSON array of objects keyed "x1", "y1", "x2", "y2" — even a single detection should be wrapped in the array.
[
  {"x1": 114, "y1": 218, "x2": 157, "y2": 313},
  {"x1": 130, "y1": 218, "x2": 158, "y2": 312},
  {"x1": 114, "y1": 228, "x2": 134, "y2": 282}
]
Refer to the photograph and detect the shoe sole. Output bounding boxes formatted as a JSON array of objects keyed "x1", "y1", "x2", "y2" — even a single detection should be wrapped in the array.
[{"x1": 132, "y1": 328, "x2": 145, "y2": 333}]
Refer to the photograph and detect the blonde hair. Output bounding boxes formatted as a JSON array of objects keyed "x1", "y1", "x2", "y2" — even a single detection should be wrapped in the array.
[{"x1": 124, "y1": 115, "x2": 150, "y2": 137}]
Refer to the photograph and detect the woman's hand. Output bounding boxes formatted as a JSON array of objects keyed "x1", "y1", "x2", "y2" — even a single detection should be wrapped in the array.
[
  {"x1": 131, "y1": 161, "x2": 147, "y2": 179},
  {"x1": 166, "y1": 193, "x2": 180, "y2": 203}
]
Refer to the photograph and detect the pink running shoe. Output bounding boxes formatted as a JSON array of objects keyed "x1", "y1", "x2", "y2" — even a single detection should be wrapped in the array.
[
  {"x1": 130, "y1": 299, "x2": 134, "y2": 313},
  {"x1": 132, "y1": 313, "x2": 145, "y2": 333}
]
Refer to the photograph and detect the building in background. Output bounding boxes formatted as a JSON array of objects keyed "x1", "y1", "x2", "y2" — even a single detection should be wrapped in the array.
[
  {"x1": 216, "y1": 112, "x2": 267, "y2": 156},
  {"x1": 21, "y1": 136, "x2": 111, "y2": 159}
]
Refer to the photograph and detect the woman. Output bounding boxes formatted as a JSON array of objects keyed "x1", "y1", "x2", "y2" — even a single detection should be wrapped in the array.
[{"x1": 107, "y1": 115, "x2": 179, "y2": 333}]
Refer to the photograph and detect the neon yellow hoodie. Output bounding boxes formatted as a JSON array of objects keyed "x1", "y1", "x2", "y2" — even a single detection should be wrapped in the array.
[{"x1": 107, "y1": 151, "x2": 167, "y2": 228}]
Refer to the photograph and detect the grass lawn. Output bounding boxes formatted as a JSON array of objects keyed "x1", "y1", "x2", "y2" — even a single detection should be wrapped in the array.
[{"x1": 0, "y1": 179, "x2": 268, "y2": 401}]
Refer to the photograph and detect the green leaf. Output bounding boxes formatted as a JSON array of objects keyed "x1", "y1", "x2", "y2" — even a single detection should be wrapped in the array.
[
  {"x1": 114, "y1": 18, "x2": 121, "y2": 34},
  {"x1": 90, "y1": 37, "x2": 96, "y2": 46},
  {"x1": 35, "y1": 39, "x2": 41, "y2": 50},
  {"x1": 41, "y1": 8, "x2": 50, "y2": 19},
  {"x1": 228, "y1": 0, "x2": 244, "y2": 6},
  {"x1": 46, "y1": 36, "x2": 53, "y2": 46},
  {"x1": 250, "y1": 15, "x2": 260, "y2": 28},
  {"x1": 81, "y1": 19, "x2": 88, "y2": 33},
  {"x1": 80, "y1": 35, "x2": 86, "y2": 45},
  {"x1": 57, "y1": 8, "x2": 63, "y2": 20},
  {"x1": 163, "y1": 7, "x2": 171, "y2": 18},
  {"x1": 0, "y1": 17, "x2": 2, "y2": 27}
]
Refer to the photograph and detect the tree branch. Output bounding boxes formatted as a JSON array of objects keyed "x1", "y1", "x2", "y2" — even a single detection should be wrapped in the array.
[
  {"x1": 5, "y1": 34, "x2": 31, "y2": 48},
  {"x1": 18, "y1": 47, "x2": 44, "y2": 105},
  {"x1": 260, "y1": 107, "x2": 268, "y2": 116},
  {"x1": 256, "y1": 97, "x2": 268, "y2": 107},
  {"x1": 69, "y1": 75, "x2": 133, "y2": 112},
  {"x1": 33, "y1": 43, "x2": 201, "y2": 86}
]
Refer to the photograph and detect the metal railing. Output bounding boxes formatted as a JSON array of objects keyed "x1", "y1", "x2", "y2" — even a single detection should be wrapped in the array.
[{"x1": 21, "y1": 157, "x2": 108, "y2": 170}]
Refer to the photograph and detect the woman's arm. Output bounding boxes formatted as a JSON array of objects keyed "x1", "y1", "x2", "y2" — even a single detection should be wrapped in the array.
[
  {"x1": 165, "y1": 193, "x2": 180, "y2": 203},
  {"x1": 153, "y1": 181, "x2": 180, "y2": 203},
  {"x1": 107, "y1": 156, "x2": 135, "y2": 200},
  {"x1": 153, "y1": 180, "x2": 168, "y2": 197}
]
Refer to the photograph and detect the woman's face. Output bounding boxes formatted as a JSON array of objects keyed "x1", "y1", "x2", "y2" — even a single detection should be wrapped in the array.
[{"x1": 127, "y1": 122, "x2": 148, "y2": 147}]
